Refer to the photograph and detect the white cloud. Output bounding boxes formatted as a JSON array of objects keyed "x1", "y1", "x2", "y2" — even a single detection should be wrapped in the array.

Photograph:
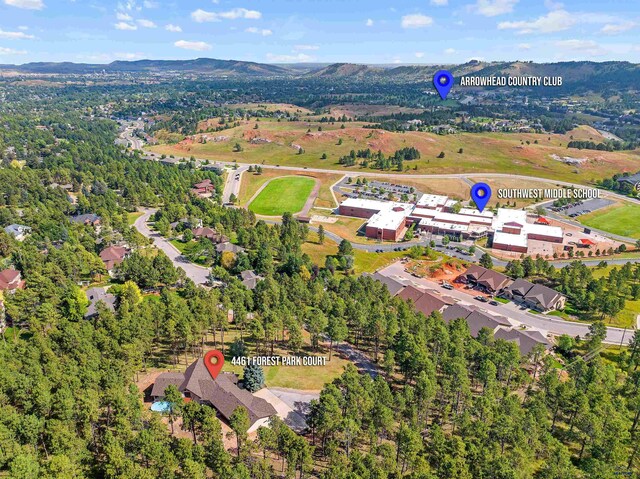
[
  {"x1": 366, "y1": 18, "x2": 374, "y2": 27},
  {"x1": 470, "y1": 0, "x2": 518, "y2": 17},
  {"x1": 0, "y1": 29, "x2": 35, "y2": 39},
  {"x1": 191, "y1": 7, "x2": 261, "y2": 23},
  {"x1": 444, "y1": 48, "x2": 456, "y2": 54},
  {"x1": 266, "y1": 52, "x2": 314, "y2": 62},
  {"x1": 118, "y1": 0, "x2": 140, "y2": 11},
  {"x1": 401, "y1": 13, "x2": 433, "y2": 29},
  {"x1": 555, "y1": 39, "x2": 606, "y2": 57},
  {"x1": 544, "y1": 0, "x2": 564, "y2": 9},
  {"x1": 518, "y1": 43, "x2": 531, "y2": 50},
  {"x1": 17, "y1": 26, "x2": 29, "y2": 30},
  {"x1": 114, "y1": 52, "x2": 143, "y2": 60},
  {"x1": 174, "y1": 40, "x2": 212, "y2": 51},
  {"x1": 293, "y1": 44, "x2": 319, "y2": 51},
  {"x1": 143, "y1": 0, "x2": 158, "y2": 7},
  {"x1": 116, "y1": 12, "x2": 132, "y2": 21},
  {"x1": 498, "y1": 9, "x2": 575, "y2": 33},
  {"x1": 165, "y1": 24, "x2": 182, "y2": 32},
  {"x1": 137, "y1": 19, "x2": 156, "y2": 28},
  {"x1": 245, "y1": 27, "x2": 272, "y2": 36},
  {"x1": 114, "y1": 22, "x2": 138, "y2": 30},
  {"x1": 601, "y1": 21, "x2": 636, "y2": 35},
  {"x1": 415, "y1": 52, "x2": 424, "y2": 58},
  {"x1": 0, "y1": 46, "x2": 27, "y2": 54},
  {"x1": 431, "y1": 0, "x2": 448, "y2": 5},
  {"x1": 3, "y1": 0, "x2": 44, "y2": 9}
]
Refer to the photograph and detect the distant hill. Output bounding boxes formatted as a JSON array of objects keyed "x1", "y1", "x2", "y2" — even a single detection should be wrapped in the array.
[
  {"x1": 306, "y1": 63, "x2": 385, "y2": 78},
  {"x1": 1, "y1": 58, "x2": 639, "y2": 87},
  {"x1": 0, "y1": 57, "x2": 292, "y2": 76},
  {"x1": 305, "y1": 60, "x2": 640, "y2": 87}
]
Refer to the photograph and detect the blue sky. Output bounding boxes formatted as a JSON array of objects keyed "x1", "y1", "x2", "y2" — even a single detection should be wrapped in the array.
[{"x1": 0, "y1": 0, "x2": 638, "y2": 64}]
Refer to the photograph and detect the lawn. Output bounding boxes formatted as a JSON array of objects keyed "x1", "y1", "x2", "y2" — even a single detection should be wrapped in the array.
[
  {"x1": 127, "y1": 211, "x2": 143, "y2": 225},
  {"x1": 302, "y1": 232, "x2": 407, "y2": 274},
  {"x1": 579, "y1": 203, "x2": 640, "y2": 239},
  {"x1": 151, "y1": 325, "x2": 353, "y2": 390},
  {"x1": 248, "y1": 176, "x2": 316, "y2": 216}
]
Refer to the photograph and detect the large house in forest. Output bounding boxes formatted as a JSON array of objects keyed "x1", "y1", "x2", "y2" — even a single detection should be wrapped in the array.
[{"x1": 151, "y1": 358, "x2": 277, "y2": 432}]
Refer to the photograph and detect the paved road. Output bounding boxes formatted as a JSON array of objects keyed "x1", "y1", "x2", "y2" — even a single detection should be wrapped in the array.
[
  {"x1": 379, "y1": 261, "x2": 635, "y2": 345},
  {"x1": 133, "y1": 208, "x2": 211, "y2": 285},
  {"x1": 222, "y1": 165, "x2": 248, "y2": 204},
  {"x1": 334, "y1": 342, "x2": 379, "y2": 377},
  {"x1": 119, "y1": 120, "x2": 144, "y2": 150}
]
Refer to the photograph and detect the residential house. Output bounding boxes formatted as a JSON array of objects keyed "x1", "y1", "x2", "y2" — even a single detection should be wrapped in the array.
[
  {"x1": 70, "y1": 213, "x2": 102, "y2": 227},
  {"x1": 494, "y1": 327, "x2": 550, "y2": 356},
  {"x1": 85, "y1": 287, "x2": 117, "y2": 318},
  {"x1": 458, "y1": 265, "x2": 511, "y2": 294},
  {"x1": 191, "y1": 179, "x2": 215, "y2": 198},
  {"x1": 240, "y1": 270, "x2": 263, "y2": 290},
  {"x1": 398, "y1": 286, "x2": 454, "y2": 317},
  {"x1": 503, "y1": 278, "x2": 566, "y2": 312},
  {"x1": 216, "y1": 242, "x2": 245, "y2": 255},
  {"x1": 0, "y1": 269, "x2": 25, "y2": 292},
  {"x1": 441, "y1": 304, "x2": 512, "y2": 336},
  {"x1": 4, "y1": 224, "x2": 32, "y2": 241},
  {"x1": 362, "y1": 272, "x2": 406, "y2": 296},
  {"x1": 151, "y1": 358, "x2": 277, "y2": 432},
  {"x1": 99, "y1": 246, "x2": 128, "y2": 274},
  {"x1": 192, "y1": 227, "x2": 229, "y2": 244}
]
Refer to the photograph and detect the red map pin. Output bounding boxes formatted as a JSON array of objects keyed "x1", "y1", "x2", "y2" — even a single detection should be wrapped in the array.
[{"x1": 204, "y1": 350, "x2": 224, "y2": 379}]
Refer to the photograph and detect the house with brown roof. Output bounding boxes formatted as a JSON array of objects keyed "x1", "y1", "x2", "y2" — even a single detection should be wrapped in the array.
[
  {"x1": 458, "y1": 265, "x2": 511, "y2": 294},
  {"x1": 398, "y1": 286, "x2": 454, "y2": 317},
  {"x1": 0, "y1": 269, "x2": 25, "y2": 292},
  {"x1": 503, "y1": 278, "x2": 566, "y2": 312},
  {"x1": 99, "y1": 245, "x2": 128, "y2": 274},
  {"x1": 192, "y1": 227, "x2": 229, "y2": 244},
  {"x1": 494, "y1": 327, "x2": 550, "y2": 356},
  {"x1": 151, "y1": 358, "x2": 276, "y2": 432},
  {"x1": 191, "y1": 179, "x2": 215, "y2": 198},
  {"x1": 442, "y1": 303, "x2": 513, "y2": 336}
]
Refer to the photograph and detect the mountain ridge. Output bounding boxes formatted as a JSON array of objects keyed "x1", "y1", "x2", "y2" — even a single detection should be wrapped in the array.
[{"x1": 1, "y1": 58, "x2": 639, "y2": 85}]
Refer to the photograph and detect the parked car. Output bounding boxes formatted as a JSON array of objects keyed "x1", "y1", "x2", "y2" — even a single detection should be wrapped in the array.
[
  {"x1": 489, "y1": 300, "x2": 499, "y2": 306},
  {"x1": 442, "y1": 284, "x2": 453, "y2": 290}
]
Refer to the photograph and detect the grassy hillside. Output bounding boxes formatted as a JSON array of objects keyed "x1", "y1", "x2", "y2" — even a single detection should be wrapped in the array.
[{"x1": 148, "y1": 118, "x2": 640, "y2": 184}]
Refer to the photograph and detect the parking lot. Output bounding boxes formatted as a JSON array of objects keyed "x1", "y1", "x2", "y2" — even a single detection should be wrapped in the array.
[
  {"x1": 546, "y1": 198, "x2": 614, "y2": 217},
  {"x1": 336, "y1": 178, "x2": 424, "y2": 202}
]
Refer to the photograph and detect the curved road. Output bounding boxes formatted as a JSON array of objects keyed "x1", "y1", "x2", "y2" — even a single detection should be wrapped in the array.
[{"x1": 133, "y1": 208, "x2": 211, "y2": 285}]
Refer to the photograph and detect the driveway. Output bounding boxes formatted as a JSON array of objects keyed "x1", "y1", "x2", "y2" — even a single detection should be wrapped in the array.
[
  {"x1": 254, "y1": 388, "x2": 312, "y2": 432},
  {"x1": 378, "y1": 260, "x2": 634, "y2": 345},
  {"x1": 133, "y1": 208, "x2": 211, "y2": 285}
]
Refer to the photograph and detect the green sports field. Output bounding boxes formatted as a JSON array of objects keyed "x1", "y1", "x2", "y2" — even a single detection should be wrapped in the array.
[
  {"x1": 248, "y1": 176, "x2": 315, "y2": 216},
  {"x1": 579, "y1": 203, "x2": 640, "y2": 239}
]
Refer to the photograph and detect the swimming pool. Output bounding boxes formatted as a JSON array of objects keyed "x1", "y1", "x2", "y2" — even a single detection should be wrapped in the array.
[{"x1": 150, "y1": 401, "x2": 171, "y2": 413}]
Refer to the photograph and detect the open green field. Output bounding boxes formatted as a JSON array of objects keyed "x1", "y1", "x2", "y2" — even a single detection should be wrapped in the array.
[
  {"x1": 248, "y1": 176, "x2": 315, "y2": 216},
  {"x1": 579, "y1": 203, "x2": 640, "y2": 239},
  {"x1": 148, "y1": 117, "x2": 640, "y2": 185},
  {"x1": 302, "y1": 232, "x2": 407, "y2": 274},
  {"x1": 239, "y1": 169, "x2": 342, "y2": 209}
]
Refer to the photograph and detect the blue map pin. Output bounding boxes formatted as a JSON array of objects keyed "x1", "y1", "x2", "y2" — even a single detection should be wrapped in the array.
[
  {"x1": 433, "y1": 70, "x2": 454, "y2": 100},
  {"x1": 471, "y1": 183, "x2": 492, "y2": 212}
]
